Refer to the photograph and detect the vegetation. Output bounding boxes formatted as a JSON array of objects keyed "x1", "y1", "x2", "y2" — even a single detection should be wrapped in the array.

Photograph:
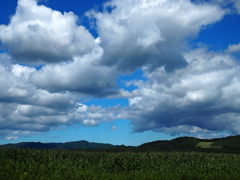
[
  {"x1": 196, "y1": 142, "x2": 221, "y2": 149},
  {"x1": 1, "y1": 136, "x2": 240, "y2": 179},
  {"x1": 1, "y1": 148, "x2": 240, "y2": 180},
  {"x1": 211, "y1": 136, "x2": 240, "y2": 150},
  {"x1": 196, "y1": 142, "x2": 214, "y2": 148},
  {"x1": 137, "y1": 136, "x2": 240, "y2": 153},
  {"x1": 137, "y1": 137, "x2": 199, "y2": 152}
]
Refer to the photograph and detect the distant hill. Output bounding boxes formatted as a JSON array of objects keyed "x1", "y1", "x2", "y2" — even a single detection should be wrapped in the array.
[
  {"x1": 0, "y1": 140, "x2": 118, "y2": 150},
  {"x1": 137, "y1": 137, "x2": 199, "y2": 151},
  {"x1": 137, "y1": 135, "x2": 240, "y2": 152},
  {"x1": 1, "y1": 135, "x2": 240, "y2": 152}
]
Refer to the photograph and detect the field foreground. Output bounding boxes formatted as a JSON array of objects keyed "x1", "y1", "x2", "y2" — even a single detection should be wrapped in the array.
[{"x1": 0, "y1": 148, "x2": 240, "y2": 180}]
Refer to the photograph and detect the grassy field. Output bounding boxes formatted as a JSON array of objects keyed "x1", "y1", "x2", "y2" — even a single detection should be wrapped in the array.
[
  {"x1": 196, "y1": 142, "x2": 222, "y2": 149},
  {"x1": 0, "y1": 148, "x2": 240, "y2": 180}
]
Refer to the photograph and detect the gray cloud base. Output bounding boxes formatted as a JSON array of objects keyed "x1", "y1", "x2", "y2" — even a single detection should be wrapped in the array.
[{"x1": 122, "y1": 49, "x2": 240, "y2": 136}]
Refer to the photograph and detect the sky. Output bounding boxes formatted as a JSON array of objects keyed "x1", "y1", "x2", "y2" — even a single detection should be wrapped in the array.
[{"x1": 0, "y1": 0, "x2": 240, "y2": 146}]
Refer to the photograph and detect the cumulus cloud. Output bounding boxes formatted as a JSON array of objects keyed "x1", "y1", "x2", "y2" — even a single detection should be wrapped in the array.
[
  {"x1": 226, "y1": 43, "x2": 240, "y2": 53},
  {"x1": 121, "y1": 48, "x2": 240, "y2": 136},
  {"x1": 72, "y1": 103, "x2": 120, "y2": 125},
  {"x1": 0, "y1": 0, "x2": 95, "y2": 64},
  {"x1": 0, "y1": 75, "x2": 78, "y2": 137},
  {"x1": 0, "y1": 57, "x2": 120, "y2": 139},
  {"x1": 0, "y1": 93, "x2": 120, "y2": 139},
  {"x1": 31, "y1": 43, "x2": 120, "y2": 97},
  {"x1": 88, "y1": 0, "x2": 225, "y2": 73},
  {"x1": 0, "y1": 0, "x2": 124, "y2": 139}
]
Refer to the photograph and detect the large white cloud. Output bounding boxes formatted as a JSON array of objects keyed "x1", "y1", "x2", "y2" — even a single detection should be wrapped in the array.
[
  {"x1": 88, "y1": 0, "x2": 225, "y2": 73},
  {"x1": 0, "y1": 0, "x2": 95, "y2": 64},
  {"x1": 0, "y1": 55, "x2": 120, "y2": 139},
  {"x1": 30, "y1": 42, "x2": 120, "y2": 97},
  {"x1": 120, "y1": 48, "x2": 240, "y2": 136},
  {"x1": 0, "y1": 0, "x2": 124, "y2": 140}
]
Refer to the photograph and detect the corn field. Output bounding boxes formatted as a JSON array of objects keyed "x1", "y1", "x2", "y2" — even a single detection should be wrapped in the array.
[{"x1": 0, "y1": 148, "x2": 240, "y2": 180}]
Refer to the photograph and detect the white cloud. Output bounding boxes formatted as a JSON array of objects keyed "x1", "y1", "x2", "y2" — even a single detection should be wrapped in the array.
[
  {"x1": 4, "y1": 136, "x2": 19, "y2": 140},
  {"x1": 88, "y1": 0, "x2": 225, "y2": 73},
  {"x1": 120, "y1": 48, "x2": 240, "y2": 136},
  {"x1": 226, "y1": 43, "x2": 240, "y2": 52},
  {"x1": 0, "y1": 62, "x2": 36, "y2": 103},
  {"x1": 159, "y1": 125, "x2": 212, "y2": 136},
  {"x1": 72, "y1": 104, "x2": 121, "y2": 126},
  {"x1": 0, "y1": 95, "x2": 120, "y2": 138},
  {"x1": 209, "y1": 0, "x2": 240, "y2": 13},
  {"x1": 0, "y1": 0, "x2": 95, "y2": 64},
  {"x1": 112, "y1": 125, "x2": 118, "y2": 130},
  {"x1": 0, "y1": 0, "x2": 122, "y2": 139},
  {"x1": 30, "y1": 44, "x2": 119, "y2": 97},
  {"x1": 82, "y1": 119, "x2": 99, "y2": 127},
  {"x1": 232, "y1": 0, "x2": 240, "y2": 13},
  {"x1": 0, "y1": 57, "x2": 120, "y2": 138}
]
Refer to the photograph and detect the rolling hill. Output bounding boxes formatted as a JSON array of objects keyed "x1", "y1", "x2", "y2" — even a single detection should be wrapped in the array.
[
  {"x1": 137, "y1": 135, "x2": 240, "y2": 152},
  {"x1": 1, "y1": 135, "x2": 240, "y2": 152},
  {"x1": 0, "y1": 140, "x2": 118, "y2": 150}
]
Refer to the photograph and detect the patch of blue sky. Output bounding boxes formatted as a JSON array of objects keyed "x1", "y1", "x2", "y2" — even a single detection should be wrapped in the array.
[
  {"x1": 117, "y1": 68, "x2": 147, "y2": 91},
  {"x1": 34, "y1": 64, "x2": 45, "y2": 70},
  {"x1": 7, "y1": 120, "x2": 177, "y2": 146},
  {"x1": 192, "y1": 14, "x2": 240, "y2": 51},
  {"x1": 39, "y1": 0, "x2": 103, "y2": 15},
  {"x1": 0, "y1": 0, "x2": 17, "y2": 25},
  {"x1": 39, "y1": 0, "x2": 106, "y2": 38}
]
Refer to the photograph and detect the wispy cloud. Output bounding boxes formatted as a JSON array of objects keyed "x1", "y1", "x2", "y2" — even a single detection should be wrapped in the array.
[{"x1": 4, "y1": 136, "x2": 19, "y2": 140}]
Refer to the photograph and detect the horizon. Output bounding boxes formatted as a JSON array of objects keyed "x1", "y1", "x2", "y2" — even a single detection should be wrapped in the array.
[
  {"x1": 0, "y1": 0, "x2": 240, "y2": 146},
  {"x1": 1, "y1": 134, "x2": 239, "y2": 147}
]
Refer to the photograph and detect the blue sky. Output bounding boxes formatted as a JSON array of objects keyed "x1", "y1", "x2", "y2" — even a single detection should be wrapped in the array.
[{"x1": 0, "y1": 0, "x2": 240, "y2": 146}]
